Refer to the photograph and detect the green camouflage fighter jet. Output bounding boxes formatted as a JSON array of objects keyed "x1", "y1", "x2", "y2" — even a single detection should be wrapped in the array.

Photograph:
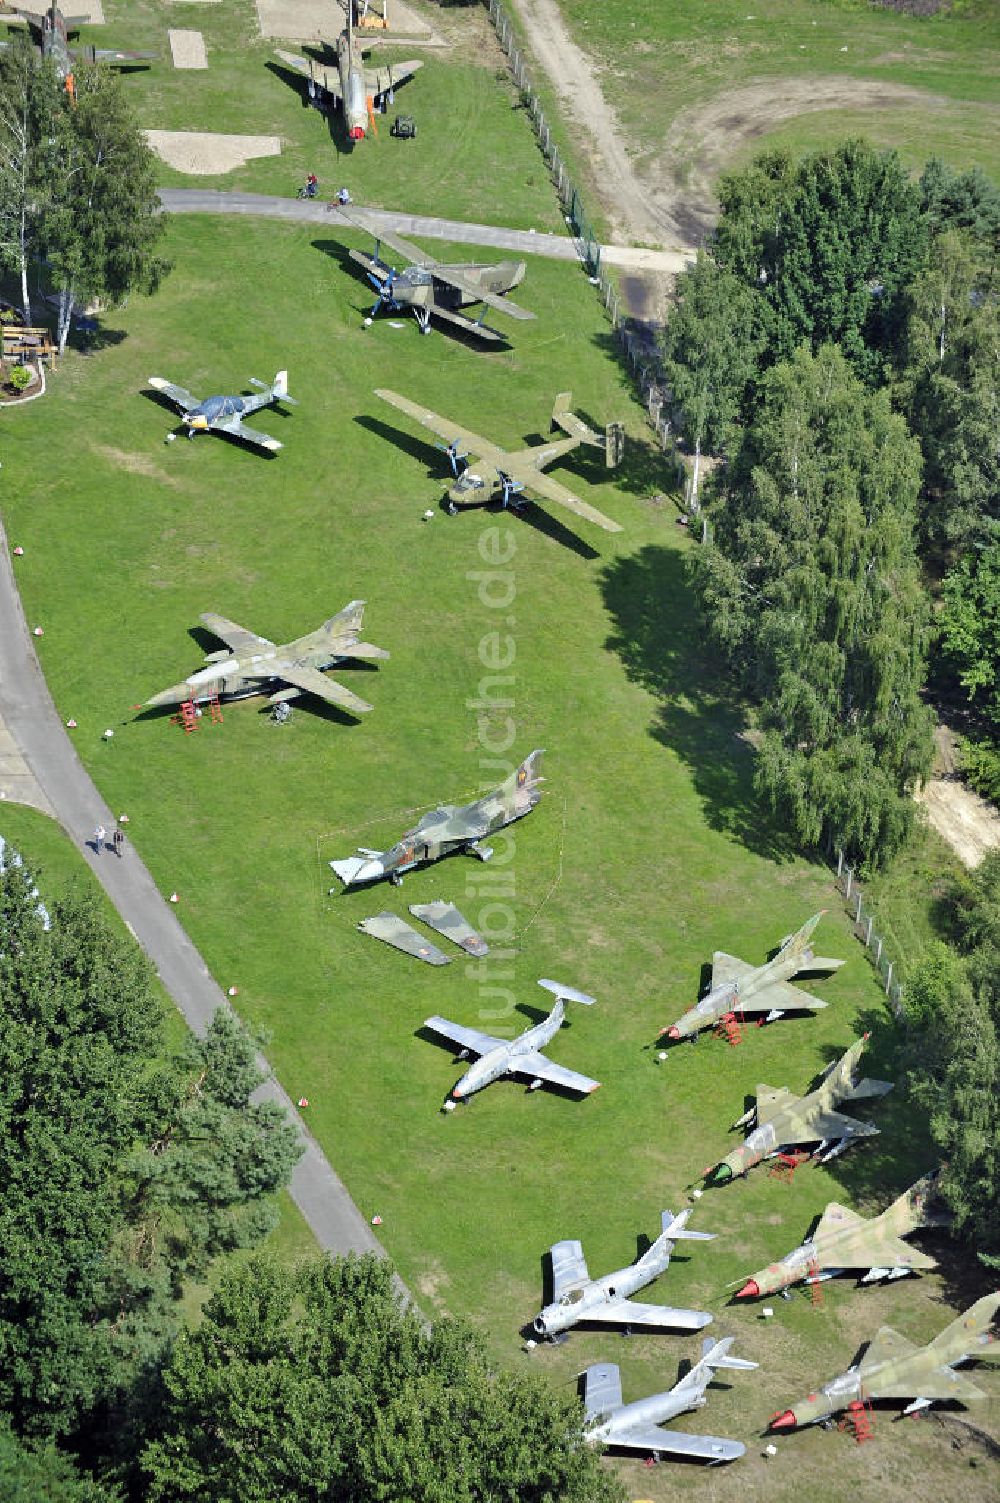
[
  {"x1": 770, "y1": 1291, "x2": 1000, "y2": 1429},
  {"x1": 705, "y1": 1034, "x2": 892, "y2": 1185},
  {"x1": 330, "y1": 750, "x2": 543, "y2": 886},
  {"x1": 145, "y1": 603, "x2": 388, "y2": 717},
  {"x1": 274, "y1": 6, "x2": 421, "y2": 143},
  {"x1": 735, "y1": 1171, "x2": 950, "y2": 1299},
  {"x1": 661, "y1": 911, "x2": 844, "y2": 1041}
]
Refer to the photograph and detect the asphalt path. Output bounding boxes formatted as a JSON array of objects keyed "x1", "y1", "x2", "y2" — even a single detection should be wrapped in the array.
[
  {"x1": 0, "y1": 516, "x2": 386, "y2": 1266},
  {"x1": 157, "y1": 188, "x2": 695, "y2": 272}
]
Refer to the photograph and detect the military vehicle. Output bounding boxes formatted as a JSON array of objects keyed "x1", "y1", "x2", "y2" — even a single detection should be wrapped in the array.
[
  {"x1": 275, "y1": 5, "x2": 420, "y2": 143},
  {"x1": 771, "y1": 1292, "x2": 1000, "y2": 1428},
  {"x1": 583, "y1": 1338, "x2": 757, "y2": 1464},
  {"x1": 532, "y1": 1210, "x2": 714, "y2": 1340},
  {"x1": 330, "y1": 750, "x2": 543, "y2": 886},
  {"x1": 148, "y1": 369, "x2": 296, "y2": 452},
  {"x1": 374, "y1": 388, "x2": 624, "y2": 532},
  {"x1": 705, "y1": 1034, "x2": 892, "y2": 1184},
  {"x1": 736, "y1": 1171, "x2": 949, "y2": 1298},
  {"x1": 5, "y1": 5, "x2": 156, "y2": 83},
  {"x1": 145, "y1": 603, "x2": 388, "y2": 717},
  {"x1": 424, "y1": 979, "x2": 599, "y2": 1107},
  {"x1": 661, "y1": 911, "x2": 844, "y2": 1041}
]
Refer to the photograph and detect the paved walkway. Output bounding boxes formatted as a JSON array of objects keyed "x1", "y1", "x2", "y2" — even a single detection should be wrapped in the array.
[
  {"x1": 157, "y1": 188, "x2": 695, "y2": 272},
  {"x1": 0, "y1": 517, "x2": 384, "y2": 1266}
]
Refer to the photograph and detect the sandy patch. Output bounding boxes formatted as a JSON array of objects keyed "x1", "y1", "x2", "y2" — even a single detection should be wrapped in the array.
[
  {"x1": 144, "y1": 130, "x2": 282, "y2": 175},
  {"x1": 92, "y1": 445, "x2": 182, "y2": 488},
  {"x1": 257, "y1": 0, "x2": 444, "y2": 44},
  {"x1": 168, "y1": 29, "x2": 207, "y2": 69},
  {"x1": 916, "y1": 779, "x2": 1000, "y2": 869},
  {"x1": 4, "y1": 0, "x2": 104, "y2": 19}
]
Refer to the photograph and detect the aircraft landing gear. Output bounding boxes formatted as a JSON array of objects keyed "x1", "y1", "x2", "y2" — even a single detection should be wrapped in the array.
[
  {"x1": 445, "y1": 499, "x2": 458, "y2": 515},
  {"x1": 414, "y1": 309, "x2": 432, "y2": 336}
]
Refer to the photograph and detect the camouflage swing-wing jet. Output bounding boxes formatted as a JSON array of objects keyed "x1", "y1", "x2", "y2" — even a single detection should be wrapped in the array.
[
  {"x1": 424, "y1": 978, "x2": 600, "y2": 1106},
  {"x1": 770, "y1": 1291, "x2": 1000, "y2": 1429},
  {"x1": 705, "y1": 1034, "x2": 893, "y2": 1185},
  {"x1": 583, "y1": 1338, "x2": 757, "y2": 1464},
  {"x1": 661, "y1": 911, "x2": 844, "y2": 1041},
  {"x1": 330, "y1": 750, "x2": 544, "y2": 886},
  {"x1": 532, "y1": 1210, "x2": 714, "y2": 1339},
  {"x1": 144, "y1": 602, "x2": 388, "y2": 717},
  {"x1": 274, "y1": 6, "x2": 420, "y2": 142},
  {"x1": 736, "y1": 1170, "x2": 950, "y2": 1299},
  {"x1": 374, "y1": 387, "x2": 624, "y2": 533},
  {"x1": 343, "y1": 223, "x2": 534, "y2": 341},
  {"x1": 147, "y1": 369, "x2": 296, "y2": 452},
  {"x1": 4, "y1": 5, "x2": 156, "y2": 82}
]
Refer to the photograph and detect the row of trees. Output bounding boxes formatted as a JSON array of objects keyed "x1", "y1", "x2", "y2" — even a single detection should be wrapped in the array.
[
  {"x1": 662, "y1": 140, "x2": 999, "y2": 866},
  {"x1": 1, "y1": 844, "x2": 621, "y2": 1500},
  {"x1": 0, "y1": 41, "x2": 166, "y2": 351}
]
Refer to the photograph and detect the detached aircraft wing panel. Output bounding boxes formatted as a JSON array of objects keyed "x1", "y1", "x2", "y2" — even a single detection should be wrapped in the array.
[
  {"x1": 375, "y1": 388, "x2": 489, "y2": 462},
  {"x1": 549, "y1": 1240, "x2": 590, "y2": 1300},
  {"x1": 199, "y1": 613, "x2": 273, "y2": 655},
  {"x1": 148, "y1": 376, "x2": 199, "y2": 413},
  {"x1": 275, "y1": 662, "x2": 373, "y2": 715},
  {"x1": 513, "y1": 1051, "x2": 600, "y2": 1096},
  {"x1": 423, "y1": 1016, "x2": 503, "y2": 1057},
  {"x1": 612, "y1": 1426, "x2": 745, "y2": 1463},
  {"x1": 511, "y1": 465, "x2": 622, "y2": 534}
]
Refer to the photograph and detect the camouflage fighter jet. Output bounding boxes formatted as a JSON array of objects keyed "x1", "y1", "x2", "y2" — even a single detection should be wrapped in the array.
[
  {"x1": 735, "y1": 1171, "x2": 950, "y2": 1299},
  {"x1": 374, "y1": 387, "x2": 624, "y2": 533},
  {"x1": 147, "y1": 369, "x2": 296, "y2": 452},
  {"x1": 582, "y1": 1338, "x2": 757, "y2": 1465},
  {"x1": 145, "y1": 603, "x2": 388, "y2": 717},
  {"x1": 532, "y1": 1210, "x2": 715, "y2": 1341},
  {"x1": 4, "y1": 5, "x2": 156, "y2": 84},
  {"x1": 705, "y1": 1034, "x2": 893, "y2": 1185},
  {"x1": 274, "y1": 6, "x2": 420, "y2": 143},
  {"x1": 342, "y1": 223, "x2": 534, "y2": 341},
  {"x1": 425, "y1": 978, "x2": 599, "y2": 1108},
  {"x1": 661, "y1": 911, "x2": 844, "y2": 1041},
  {"x1": 330, "y1": 750, "x2": 543, "y2": 887},
  {"x1": 770, "y1": 1292, "x2": 1000, "y2": 1429}
]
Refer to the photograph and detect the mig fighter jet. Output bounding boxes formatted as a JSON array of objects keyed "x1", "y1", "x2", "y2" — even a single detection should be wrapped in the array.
[
  {"x1": 704, "y1": 1034, "x2": 893, "y2": 1185},
  {"x1": 144, "y1": 602, "x2": 388, "y2": 717},
  {"x1": 532, "y1": 1210, "x2": 714, "y2": 1340},
  {"x1": 274, "y1": 7, "x2": 420, "y2": 143},
  {"x1": 147, "y1": 369, "x2": 296, "y2": 452},
  {"x1": 583, "y1": 1338, "x2": 757, "y2": 1465},
  {"x1": 330, "y1": 750, "x2": 543, "y2": 887},
  {"x1": 661, "y1": 911, "x2": 844, "y2": 1041},
  {"x1": 770, "y1": 1292, "x2": 1000, "y2": 1429},
  {"x1": 424, "y1": 978, "x2": 599, "y2": 1108},
  {"x1": 4, "y1": 5, "x2": 156, "y2": 83},
  {"x1": 735, "y1": 1171, "x2": 949, "y2": 1299}
]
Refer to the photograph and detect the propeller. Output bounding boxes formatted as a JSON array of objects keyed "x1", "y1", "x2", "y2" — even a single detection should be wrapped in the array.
[
  {"x1": 496, "y1": 469, "x2": 526, "y2": 508},
  {"x1": 367, "y1": 266, "x2": 399, "y2": 317},
  {"x1": 437, "y1": 439, "x2": 468, "y2": 476}
]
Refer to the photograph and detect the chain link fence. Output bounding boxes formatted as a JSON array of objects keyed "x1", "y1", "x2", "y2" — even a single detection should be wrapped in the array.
[{"x1": 832, "y1": 849, "x2": 905, "y2": 1019}]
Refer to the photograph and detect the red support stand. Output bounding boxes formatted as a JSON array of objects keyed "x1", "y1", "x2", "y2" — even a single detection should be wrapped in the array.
[
  {"x1": 838, "y1": 1398, "x2": 875, "y2": 1444},
  {"x1": 715, "y1": 1010, "x2": 745, "y2": 1047}
]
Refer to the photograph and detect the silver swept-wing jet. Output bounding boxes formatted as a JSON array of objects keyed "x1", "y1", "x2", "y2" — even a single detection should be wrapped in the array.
[
  {"x1": 144, "y1": 601, "x2": 388, "y2": 717},
  {"x1": 662, "y1": 911, "x2": 844, "y2": 1041},
  {"x1": 533, "y1": 1210, "x2": 714, "y2": 1340},
  {"x1": 583, "y1": 1338, "x2": 757, "y2": 1465},
  {"x1": 424, "y1": 979, "x2": 599, "y2": 1109},
  {"x1": 147, "y1": 369, "x2": 296, "y2": 452}
]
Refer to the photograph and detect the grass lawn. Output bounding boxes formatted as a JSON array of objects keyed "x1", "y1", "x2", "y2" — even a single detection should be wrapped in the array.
[{"x1": 2, "y1": 210, "x2": 997, "y2": 1500}]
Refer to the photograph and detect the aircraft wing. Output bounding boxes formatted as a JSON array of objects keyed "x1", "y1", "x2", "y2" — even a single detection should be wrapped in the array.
[
  {"x1": 758, "y1": 978, "x2": 829, "y2": 1012},
  {"x1": 427, "y1": 304, "x2": 509, "y2": 343},
  {"x1": 274, "y1": 49, "x2": 343, "y2": 101},
  {"x1": 423, "y1": 1016, "x2": 504, "y2": 1057},
  {"x1": 711, "y1": 952, "x2": 755, "y2": 988},
  {"x1": 755, "y1": 1084, "x2": 797, "y2": 1122},
  {"x1": 873, "y1": 1369, "x2": 990, "y2": 1404},
  {"x1": 610, "y1": 1425, "x2": 745, "y2": 1463},
  {"x1": 270, "y1": 662, "x2": 373, "y2": 715},
  {"x1": 549, "y1": 1240, "x2": 590, "y2": 1300},
  {"x1": 212, "y1": 415, "x2": 282, "y2": 452},
  {"x1": 148, "y1": 376, "x2": 200, "y2": 413},
  {"x1": 366, "y1": 227, "x2": 437, "y2": 268},
  {"x1": 510, "y1": 464, "x2": 622, "y2": 534},
  {"x1": 806, "y1": 1108, "x2": 881, "y2": 1142},
  {"x1": 374, "y1": 388, "x2": 489, "y2": 463},
  {"x1": 814, "y1": 1203, "x2": 936, "y2": 1270},
  {"x1": 587, "y1": 1299, "x2": 713, "y2": 1331},
  {"x1": 582, "y1": 1364, "x2": 623, "y2": 1420},
  {"x1": 861, "y1": 1326, "x2": 921, "y2": 1370},
  {"x1": 91, "y1": 48, "x2": 156, "y2": 63},
  {"x1": 512, "y1": 1051, "x2": 600, "y2": 1096},
  {"x1": 199, "y1": 613, "x2": 273, "y2": 655},
  {"x1": 431, "y1": 267, "x2": 535, "y2": 321},
  {"x1": 365, "y1": 60, "x2": 423, "y2": 97}
]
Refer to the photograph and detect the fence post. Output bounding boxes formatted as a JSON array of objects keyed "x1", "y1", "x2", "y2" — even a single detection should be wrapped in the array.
[
  {"x1": 865, "y1": 915, "x2": 873, "y2": 946},
  {"x1": 836, "y1": 849, "x2": 844, "y2": 878},
  {"x1": 855, "y1": 893, "x2": 862, "y2": 924},
  {"x1": 885, "y1": 962, "x2": 893, "y2": 996},
  {"x1": 844, "y1": 867, "x2": 853, "y2": 901}
]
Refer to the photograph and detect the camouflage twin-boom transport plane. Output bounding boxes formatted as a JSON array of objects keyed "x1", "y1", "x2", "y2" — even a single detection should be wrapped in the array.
[{"x1": 145, "y1": 603, "x2": 389, "y2": 717}]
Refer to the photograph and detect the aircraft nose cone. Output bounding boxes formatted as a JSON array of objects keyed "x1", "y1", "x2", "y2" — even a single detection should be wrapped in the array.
[
  {"x1": 735, "y1": 1280, "x2": 759, "y2": 1299},
  {"x1": 665, "y1": 1026, "x2": 680, "y2": 1040},
  {"x1": 770, "y1": 1411, "x2": 797, "y2": 1431},
  {"x1": 349, "y1": 125, "x2": 364, "y2": 139},
  {"x1": 533, "y1": 1315, "x2": 546, "y2": 1335},
  {"x1": 710, "y1": 1162, "x2": 732, "y2": 1185}
]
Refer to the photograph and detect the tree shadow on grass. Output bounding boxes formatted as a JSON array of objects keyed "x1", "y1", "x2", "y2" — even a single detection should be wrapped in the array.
[{"x1": 600, "y1": 544, "x2": 794, "y2": 863}]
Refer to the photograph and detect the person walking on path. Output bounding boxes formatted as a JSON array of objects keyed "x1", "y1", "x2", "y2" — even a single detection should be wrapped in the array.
[
  {"x1": 112, "y1": 824, "x2": 125, "y2": 858},
  {"x1": 94, "y1": 823, "x2": 106, "y2": 853}
]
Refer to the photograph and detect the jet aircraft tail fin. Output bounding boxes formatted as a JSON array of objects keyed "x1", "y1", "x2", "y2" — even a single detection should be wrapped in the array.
[
  {"x1": 779, "y1": 910, "x2": 826, "y2": 958},
  {"x1": 634, "y1": 1209, "x2": 714, "y2": 1276},
  {"x1": 675, "y1": 1338, "x2": 757, "y2": 1399},
  {"x1": 926, "y1": 1293, "x2": 1000, "y2": 1358},
  {"x1": 498, "y1": 749, "x2": 545, "y2": 802},
  {"x1": 885, "y1": 1169, "x2": 952, "y2": 1236}
]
